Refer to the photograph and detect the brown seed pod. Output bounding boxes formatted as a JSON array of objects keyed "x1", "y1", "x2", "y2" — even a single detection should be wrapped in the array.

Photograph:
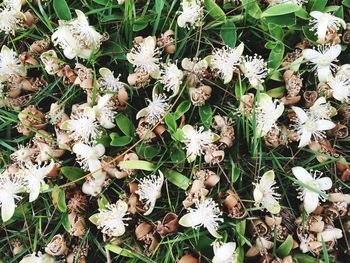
[
  {"x1": 303, "y1": 91, "x2": 318, "y2": 108},
  {"x1": 44, "y1": 234, "x2": 68, "y2": 256},
  {"x1": 156, "y1": 212, "x2": 179, "y2": 238}
]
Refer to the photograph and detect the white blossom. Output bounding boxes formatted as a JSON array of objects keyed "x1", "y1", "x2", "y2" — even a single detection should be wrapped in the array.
[
  {"x1": 72, "y1": 143, "x2": 105, "y2": 179},
  {"x1": 212, "y1": 241, "x2": 237, "y2": 263},
  {"x1": 240, "y1": 55, "x2": 268, "y2": 88},
  {"x1": 179, "y1": 198, "x2": 223, "y2": 238},
  {"x1": 126, "y1": 36, "x2": 160, "y2": 78},
  {"x1": 292, "y1": 166, "x2": 332, "y2": 214},
  {"x1": 177, "y1": 0, "x2": 203, "y2": 28},
  {"x1": 52, "y1": 10, "x2": 103, "y2": 59},
  {"x1": 268, "y1": 0, "x2": 307, "y2": 6},
  {"x1": 0, "y1": 169, "x2": 26, "y2": 222},
  {"x1": 93, "y1": 94, "x2": 117, "y2": 129},
  {"x1": 302, "y1": 44, "x2": 341, "y2": 82},
  {"x1": 210, "y1": 43, "x2": 244, "y2": 84},
  {"x1": 317, "y1": 226, "x2": 343, "y2": 242},
  {"x1": 310, "y1": 11, "x2": 346, "y2": 43},
  {"x1": 291, "y1": 105, "x2": 335, "y2": 148},
  {"x1": 60, "y1": 107, "x2": 100, "y2": 143},
  {"x1": 328, "y1": 72, "x2": 350, "y2": 102},
  {"x1": 0, "y1": 6, "x2": 24, "y2": 35},
  {"x1": 19, "y1": 252, "x2": 55, "y2": 263},
  {"x1": 136, "y1": 93, "x2": 169, "y2": 125},
  {"x1": 253, "y1": 170, "x2": 281, "y2": 214},
  {"x1": 255, "y1": 93, "x2": 284, "y2": 137},
  {"x1": 136, "y1": 171, "x2": 164, "y2": 215},
  {"x1": 181, "y1": 125, "x2": 218, "y2": 162},
  {"x1": 160, "y1": 62, "x2": 184, "y2": 96},
  {"x1": 0, "y1": 45, "x2": 26, "y2": 82},
  {"x1": 92, "y1": 200, "x2": 130, "y2": 237},
  {"x1": 21, "y1": 161, "x2": 55, "y2": 202},
  {"x1": 98, "y1": 67, "x2": 124, "y2": 93}
]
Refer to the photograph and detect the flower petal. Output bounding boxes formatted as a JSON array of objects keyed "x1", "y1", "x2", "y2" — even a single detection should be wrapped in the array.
[
  {"x1": 316, "y1": 177, "x2": 332, "y2": 191},
  {"x1": 72, "y1": 143, "x2": 91, "y2": 157},
  {"x1": 1, "y1": 194, "x2": 15, "y2": 222},
  {"x1": 325, "y1": 44, "x2": 342, "y2": 61},
  {"x1": 298, "y1": 129, "x2": 312, "y2": 148},
  {"x1": 291, "y1": 106, "x2": 308, "y2": 123},
  {"x1": 316, "y1": 120, "x2": 335, "y2": 131},
  {"x1": 292, "y1": 166, "x2": 313, "y2": 183},
  {"x1": 304, "y1": 190, "x2": 319, "y2": 214},
  {"x1": 317, "y1": 66, "x2": 332, "y2": 83},
  {"x1": 179, "y1": 212, "x2": 199, "y2": 228},
  {"x1": 302, "y1": 48, "x2": 321, "y2": 61},
  {"x1": 207, "y1": 225, "x2": 222, "y2": 238},
  {"x1": 263, "y1": 195, "x2": 281, "y2": 215}
]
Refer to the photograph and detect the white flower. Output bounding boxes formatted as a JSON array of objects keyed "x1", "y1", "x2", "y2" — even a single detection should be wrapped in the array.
[
  {"x1": 268, "y1": 0, "x2": 307, "y2": 6},
  {"x1": 240, "y1": 55, "x2": 268, "y2": 88},
  {"x1": 255, "y1": 93, "x2": 284, "y2": 137},
  {"x1": 19, "y1": 252, "x2": 55, "y2": 263},
  {"x1": 253, "y1": 170, "x2": 281, "y2": 214},
  {"x1": 11, "y1": 145, "x2": 35, "y2": 164},
  {"x1": 136, "y1": 93, "x2": 169, "y2": 125},
  {"x1": 328, "y1": 73, "x2": 350, "y2": 102},
  {"x1": 302, "y1": 44, "x2": 341, "y2": 82},
  {"x1": 309, "y1": 97, "x2": 334, "y2": 120},
  {"x1": 60, "y1": 107, "x2": 100, "y2": 143},
  {"x1": 92, "y1": 200, "x2": 130, "y2": 237},
  {"x1": 0, "y1": 6, "x2": 24, "y2": 35},
  {"x1": 212, "y1": 241, "x2": 237, "y2": 263},
  {"x1": 179, "y1": 198, "x2": 223, "y2": 238},
  {"x1": 98, "y1": 67, "x2": 124, "y2": 92},
  {"x1": 126, "y1": 36, "x2": 160, "y2": 78},
  {"x1": 52, "y1": 10, "x2": 103, "y2": 59},
  {"x1": 291, "y1": 106, "x2": 335, "y2": 148},
  {"x1": 181, "y1": 125, "x2": 217, "y2": 162},
  {"x1": 177, "y1": 0, "x2": 203, "y2": 28},
  {"x1": 72, "y1": 143, "x2": 105, "y2": 179},
  {"x1": 93, "y1": 94, "x2": 116, "y2": 129},
  {"x1": 0, "y1": 169, "x2": 25, "y2": 222},
  {"x1": 292, "y1": 166, "x2": 332, "y2": 214},
  {"x1": 82, "y1": 174, "x2": 106, "y2": 196},
  {"x1": 310, "y1": 11, "x2": 346, "y2": 43},
  {"x1": 181, "y1": 57, "x2": 208, "y2": 85},
  {"x1": 0, "y1": 45, "x2": 26, "y2": 82},
  {"x1": 160, "y1": 62, "x2": 184, "y2": 96},
  {"x1": 21, "y1": 161, "x2": 55, "y2": 202},
  {"x1": 210, "y1": 43, "x2": 244, "y2": 84},
  {"x1": 317, "y1": 226, "x2": 343, "y2": 242},
  {"x1": 135, "y1": 171, "x2": 164, "y2": 215}
]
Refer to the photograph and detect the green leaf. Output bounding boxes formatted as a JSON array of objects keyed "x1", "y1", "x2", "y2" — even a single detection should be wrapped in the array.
[
  {"x1": 311, "y1": 0, "x2": 327, "y2": 11},
  {"x1": 115, "y1": 114, "x2": 134, "y2": 137},
  {"x1": 165, "y1": 113, "x2": 177, "y2": 134},
  {"x1": 174, "y1": 100, "x2": 191, "y2": 120},
  {"x1": 343, "y1": 0, "x2": 350, "y2": 8},
  {"x1": 230, "y1": 159, "x2": 241, "y2": 183},
  {"x1": 199, "y1": 104, "x2": 213, "y2": 129},
  {"x1": 110, "y1": 133, "x2": 133, "y2": 147},
  {"x1": 241, "y1": 0, "x2": 262, "y2": 19},
  {"x1": 321, "y1": 238, "x2": 330, "y2": 263},
  {"x1": 236, "y1": 220, "x2": 247, "y2": 246},
  {"x1": 53, "y1": 0, "x2": 71, "y2": 20},
  {"x1": 220, "y1": 19, "x2": 237, "y2": 47},
  {"x1": 61, "y1": 166, "x2": 86, "y2": 182},
  {"x1": 105, "y1": 244, "x2": 133, "y2": 257},
  {"x1": 268, "y1": 42, "x2": 284, "y2": 69},
  {"x1": 293, "y1": 253, "x2": 321, "y2": 263},
  {"x1": 262, "y1": 3, "x2": 301, "y2": 17},
  {"x1": 93, "y1": 0, "x2": 109, "y2": 4},
  {"x1": 267, "y1": 87, "x2": 285, "y2": 98},
  {"x1": 265, "y1": 13, "x2": 296, "y2": 26},
  {"x1": 52, "y1": 186, "x2": 67, "y2": 213},
  {"x1": 62, "y1": 213, "x2": 71, "y2": 232},
  {"x1": 133, "y1": 15, "x2": 155, "y2": 31},
  {"x1": 276, "y1": 235, "x2": 293, "y2": 258},
  {"x1": 164, "y1": 170, "x2": 191, "y2": 190},
  {"x1": 204, "y1": 0, "x2": 226, "y2": 22},
  {"x1": 89, "y1": 214, "x2": 99, "y2": 225},
  {"x1": 118, "y1": 160, "x2": 156, "y2": 171},
  {"x1": 136, "y1": 145, "x2": 161, "y2": 159}
]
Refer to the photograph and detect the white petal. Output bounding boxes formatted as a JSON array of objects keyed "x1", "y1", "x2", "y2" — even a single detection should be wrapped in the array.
[
  {"x1": 292, "y1": 166, "x2": 313, "y2": 183},
  {"x1": 253, "y1": 188, "x2": 263, "y2": 204},
  {"x1": 263, "y1": 195, "x2": 281, "y2": 215},
  {"x1": 298, "y1": 129, "x2": 312, "y2": 148},
  {"x1": 310, "y1": 11, "x2": 323, "y2": 20},
  {"x1": 1, "y1": 194, "x2": 15, "y2": 222},
  {"x1": 179, "y1": 212, "x2": 201, "y2": 228},
  {"x1": 94, "y1": 144, "x2": 105, "y2": 157},
  {"x1": 316, "y1": 120, "x2": 335, "y2": 131},
  {"x1": 317, "y1": 66, "x2": 332, "y2": 82},
  {"x1": 316, "y1": 177, "x2": 332, "y2": 191},
  {"x1": 207, "y1": 225, "x2": 222, "y2": 238},
  {"x1": 291, "y1": 106, "x2": 308, "y2": 123},
  {"x1": 304, "y1": 190, "x2": 319, "y2": 214},
  {"x1": 143, "y1": 199, "x2": 156, "y2": 216},
  {"x1": 260, "y1": 170, "x2": 275, "y2": 189},
  {"x1": 302, "y1": 49, "x2": 321, "y2": 61},
  {"x1": 325, "y1": 45, "x2": 342, "y2": 61},
  {"x1": 72, "y1": 143, "x2": 91, "y2": 157}
]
